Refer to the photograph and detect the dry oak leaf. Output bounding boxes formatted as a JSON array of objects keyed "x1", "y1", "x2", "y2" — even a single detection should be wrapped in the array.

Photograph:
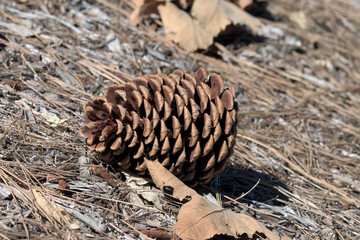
[
  {"x1": 177, "y1": 0, "x2": 192, "y2": 9},
  {"x1": 231, "y1": 0, "x2": 254, "y2": 10},
  {"x1": 130, "y1": 0, "x2": 162, "y2": 25},
  {"x1": 175, "y1": 195, "x2": 290, "y2": 240},
  {"x1": 191, "y1": 0, "x2": 263, "y2": 36},
  {"x1": 145, "y1": 159, "x2": 290, "y2": 240},
  {"x1": 145, "y1": 158, "x2": 197, "y2": 201},
  {"x1": 158, "y1": 2, "x2": 213, "y2": 52}
]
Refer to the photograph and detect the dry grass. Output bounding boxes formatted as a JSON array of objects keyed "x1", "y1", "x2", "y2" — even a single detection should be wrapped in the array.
[{"x1": 0, "y1": 0, "x2": 359, "y2": 239}]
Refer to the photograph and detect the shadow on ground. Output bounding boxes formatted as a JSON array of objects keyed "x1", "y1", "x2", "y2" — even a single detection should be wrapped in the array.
[
  {"x1": 201, "y1": 0, "x2": 276, "y2": 56},
  {"x1": 247, "y1": 0, "x2": 276, "y2": 21},
  {"x1": 202, "y1": 164, "x2": 289, "y2": 206}
]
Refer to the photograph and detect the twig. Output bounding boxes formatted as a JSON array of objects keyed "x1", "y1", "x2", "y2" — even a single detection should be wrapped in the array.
[
  {"x1": 90, "y1": 164, "x2": 117, "y2": 188},
  {"x1": 224, "y1": 179, "x2": 260, "y2": 204}
]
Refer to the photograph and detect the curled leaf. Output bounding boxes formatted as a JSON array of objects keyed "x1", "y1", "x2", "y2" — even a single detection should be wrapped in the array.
[
  {"x1": 144, "y1": 159, "x2": 197, "y2": 201},
  {"x1": 144, "y1": 159, "x2": 290, "y2": 240},
  {"x1": 130, "y1": 0, "x2": 162, "y2": 25},
  {"x1": 158, "y1": 2, "x2": 213, "y2": 52},
  {"x1": 175, "y1": 194, "x2": 290, "y2": 240},
  {"x1": 191, "y1": 0, "x2": 263, "y2": 35}
]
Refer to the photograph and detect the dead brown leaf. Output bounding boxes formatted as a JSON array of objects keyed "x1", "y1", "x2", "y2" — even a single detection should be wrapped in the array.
[
  {"x1": 32, "y1": 189, "x2": 67, "y2": 224},
  {"x1": 31, "y1": 189, "x2": 79, "y2": 229},
  {"x1": 131, "y1": 0, "x2": 262, "y2": 51},
  {"x1": 144, "y1": 159, "x2": 290, "y2": 240},
  {"x1": 176, "y1": 0, "x2": 192, "y2": 9},
  {"x1": 145, "y1": 158, "x2": 197, "y2": 201},
  {"x1": 191, "y1": 0, "x2": 263, "y2": 36},
  {"x1": 175, "y1": 195, "x2": 290, "y2": 240},
  {"x1": 130, "y1": 0, "x2": 162, "y2": 25},
  {"x1": 158, "y1": 2, "x2": 213, "y2": 52},
  {"x1": 231, "y1": 0, "x2": 254, "y2": 10}
]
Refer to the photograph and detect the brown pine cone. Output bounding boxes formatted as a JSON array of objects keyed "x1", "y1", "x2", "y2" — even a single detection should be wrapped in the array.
[{"x1": 80, "y1": 68, "x2": 237, "y2": 187}]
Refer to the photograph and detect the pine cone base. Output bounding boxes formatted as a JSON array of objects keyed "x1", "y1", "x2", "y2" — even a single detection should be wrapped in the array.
[{"x1": 80, "y1": 69, "x2": 237, "y2": 187}]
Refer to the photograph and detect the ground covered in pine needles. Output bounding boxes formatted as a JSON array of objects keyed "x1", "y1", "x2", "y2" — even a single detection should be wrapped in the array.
[{"x1": 0, "y1": 0, "x2": 359, "y2": 239}]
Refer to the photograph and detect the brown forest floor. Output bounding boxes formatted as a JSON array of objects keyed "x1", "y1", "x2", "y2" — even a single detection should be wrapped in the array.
[{"x1": 0, "y1": 0, "x2": 360, "y2": 239}]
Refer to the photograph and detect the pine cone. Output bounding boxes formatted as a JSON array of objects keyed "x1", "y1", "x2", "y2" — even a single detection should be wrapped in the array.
[{"x1": 80, "y1": 69, "x2": 237, "y2": 187}]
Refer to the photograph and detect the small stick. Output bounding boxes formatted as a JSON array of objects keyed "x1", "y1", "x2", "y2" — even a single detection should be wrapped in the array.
[{"x1": 90, "y1": 164, "x2": 117, "y2": 188}]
